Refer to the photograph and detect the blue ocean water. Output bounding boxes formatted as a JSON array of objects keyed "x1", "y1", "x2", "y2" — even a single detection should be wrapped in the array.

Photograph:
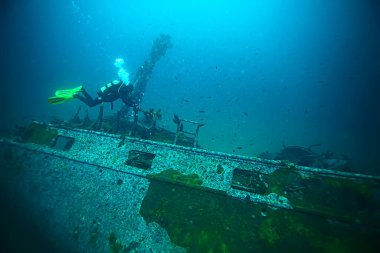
[{"x1": 0, "y1": 0, "x2": 379, "y2": 174}]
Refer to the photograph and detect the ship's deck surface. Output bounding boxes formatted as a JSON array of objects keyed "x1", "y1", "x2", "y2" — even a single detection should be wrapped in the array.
[{"x1": 1, "y1": 122, "x2": 379, "y2": 252}]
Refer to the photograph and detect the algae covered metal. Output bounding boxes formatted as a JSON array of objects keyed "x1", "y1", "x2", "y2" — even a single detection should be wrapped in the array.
[{"x1": 0, "y1": 122, "x2": 379, "y2": 253}]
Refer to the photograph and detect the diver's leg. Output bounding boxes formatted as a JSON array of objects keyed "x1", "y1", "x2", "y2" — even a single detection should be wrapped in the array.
[
  {"x1": 81, "y1": 88, "x2": 94, "y2": 101},
  {"x1": 74, "y1": 93, "x2": 102, "y2": 107},
  {"x1": 74, "y1": 94, "x2": 92, "y2": 106}
]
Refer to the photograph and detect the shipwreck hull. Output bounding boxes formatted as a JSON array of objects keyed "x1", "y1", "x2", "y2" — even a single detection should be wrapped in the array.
[{"x1": 0, "y1": 122, "x2": 379, "y2": 253}]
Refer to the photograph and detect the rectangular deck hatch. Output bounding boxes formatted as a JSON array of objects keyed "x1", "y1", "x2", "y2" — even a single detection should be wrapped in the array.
[
  {"x1": 51, "y1": 135, "x2": 75, "y2": 151},
  {"x1": 125, "y1": 150, "x2": 156, "y2": 169},
  {"x1": 231, "y1": 168, "x2": 268, "y2": 194}
]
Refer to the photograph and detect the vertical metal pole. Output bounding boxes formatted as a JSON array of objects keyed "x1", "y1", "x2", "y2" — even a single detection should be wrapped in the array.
[
  {"x1": 174, "y1": 120, "x2": 181, "y2": 145},
  {"x1": 95, "y1": 105, "x2": 104, "y2": 130},
  {"x1": 130, "y1": 105, "x2": 139, "y2": 137}
]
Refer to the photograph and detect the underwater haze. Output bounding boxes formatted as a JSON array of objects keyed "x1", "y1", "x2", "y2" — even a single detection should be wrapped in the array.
[{"x1": 1, "y1": 0, "x2": 380, "y2": 174}]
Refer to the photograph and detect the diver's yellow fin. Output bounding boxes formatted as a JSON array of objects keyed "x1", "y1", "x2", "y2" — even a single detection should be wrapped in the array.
[
  {"x1": 55, "y1": 86, "x2": 83, "y2": 97},
  {"x1": 49, "y1": 86, "x2": 83, "y2": 105}
]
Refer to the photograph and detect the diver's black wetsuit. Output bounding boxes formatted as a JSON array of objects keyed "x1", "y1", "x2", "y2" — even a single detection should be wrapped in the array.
[{"x1": 75, "y1": 80, "x2": 134, "y2": 109}]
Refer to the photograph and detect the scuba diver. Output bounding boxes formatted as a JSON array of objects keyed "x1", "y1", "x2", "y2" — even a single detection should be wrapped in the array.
[
  {"x1": 48, "y1": 80, "x2": 135, "y2": 109},
  {"x1": 48, "y1": 34, "x2": 173, "y2": 111},
  {"x1": 75, "y1": 80, "x2": 134, "y2": 108}
]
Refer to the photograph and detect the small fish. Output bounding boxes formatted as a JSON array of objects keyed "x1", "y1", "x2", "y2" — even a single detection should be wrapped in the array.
[
  {"x1": 243, "y1": 112, "x2": 248, "y2": 116},
  {"x1": 182, "y1": 98, "x2": 190, "y2": 102},
  {"x1": 237, "y1": 147, "x2": 243, "y2": 150},
  {"x1": 199, "y1": 110, "x2": 206, "y2": 113}
]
